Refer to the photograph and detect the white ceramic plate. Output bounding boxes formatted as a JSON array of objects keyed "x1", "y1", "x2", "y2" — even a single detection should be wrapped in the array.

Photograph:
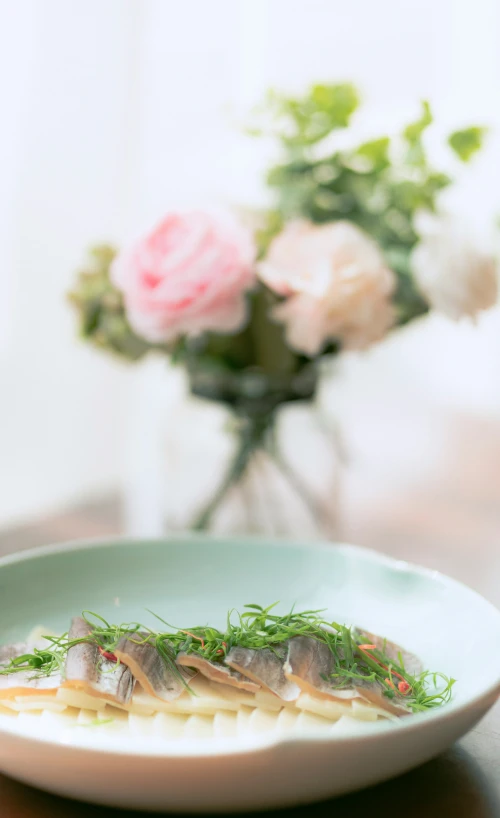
[{"x1": 0, "y1": 536, "x2": 499, "y2": 813}]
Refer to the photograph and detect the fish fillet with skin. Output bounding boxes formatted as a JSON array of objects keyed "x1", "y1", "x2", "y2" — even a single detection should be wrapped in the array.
[
  {"x1": 354, "y1": 628, "x2": 424, "y2": 676},
  {"x1": 284, "y1": 636, "x2": 410, "y2": 717},
  {"x1": 62, "y1": 617, "x2": 133, "y2": 707},
  {"x1": 284, "y1": 636, "x2": 357, "y2": 700},
  {"x1": 225, "y1": 644, "x2": 300, "y2": 702},
  {"x1": 176, "y1": 653, "x2": 260, "y2": 693},
  {"x1": 0, "y1": 642, "x2": 61, "y2": 699},
  {"x1": 114, "y1": 633, "x2": 192, "y2": 702}
]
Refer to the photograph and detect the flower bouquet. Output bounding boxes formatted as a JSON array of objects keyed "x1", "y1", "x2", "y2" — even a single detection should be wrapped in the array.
[{"x1": 70, "y1": 83, "x2": 497, "y2": 536}]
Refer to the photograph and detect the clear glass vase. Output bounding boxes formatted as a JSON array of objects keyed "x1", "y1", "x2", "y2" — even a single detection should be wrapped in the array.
[{"x1": 123, "y1": 362, "x2": 343, "y2": 540}]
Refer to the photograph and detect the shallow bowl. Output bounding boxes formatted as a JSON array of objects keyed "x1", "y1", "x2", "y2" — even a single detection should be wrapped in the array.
[{"x1": 0, "y1": 535, "x2": 499, "y2": 812}]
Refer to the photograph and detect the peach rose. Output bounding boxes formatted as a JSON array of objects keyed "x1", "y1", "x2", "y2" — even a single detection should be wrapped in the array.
[
  {"x1": 258, "y1": 220, "x2": 396, "y2": 355},
  {"x1": 111, "y1": 211, "x2": 256, "y2": 342}
]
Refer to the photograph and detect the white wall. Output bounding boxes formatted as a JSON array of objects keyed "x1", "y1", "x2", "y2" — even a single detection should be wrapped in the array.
[
  {"x1": 0, "y1": 1, "x2": 136, "y2": 524},
  {"x1": 0, "y1": 0, "x2": 499, "y2": 528}
]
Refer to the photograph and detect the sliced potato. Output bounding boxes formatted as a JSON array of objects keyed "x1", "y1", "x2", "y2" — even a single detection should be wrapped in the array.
[
  {"x1": 295, "y1": 693, "x2": 350, "y2": 721},
  {"x1": 248, "y1": 708, "x2": 280, "y2": 734},
  {"x1": 183, "y1": 714, "x2": 214, "y2": 739},
  {"x1": 153, "y1": 711, "x2": 188, "y2": 739},
  {"x1": 213, "y1": 710, "x2": 238, "y2": 739},
  {"x1": 294, "y1": 710, "x2": 332, "y2": 733},
  {"x1": 1, "y1": 697, "x2": 67, "y2": 713}
]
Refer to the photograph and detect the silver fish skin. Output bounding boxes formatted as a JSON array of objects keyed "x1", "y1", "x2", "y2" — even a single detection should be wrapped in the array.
[
  {"x1": 63, "y1": 617, "x2": 133, "y2": 706},
  {"x1": 176, "y1": 652, "x2": 260, "y2": 692},
  {"x1": 284, "y1": 636, "x2": 343, "y2": 694},
  {"x1": 114, "y1": 632, "x2": 191, "y2": 702},
  {"x1": 0, "y1": 643, "x2": 28, "y2": 666},
  {"x1": 225, "y1": 643, "x2": 300, "y2": 701},
  {"x1": 0, "y1": 642, "x2": 61, "y2": 696},
  {"x1": 284, "y1": 635, "x2": 410, "y2": 716}
]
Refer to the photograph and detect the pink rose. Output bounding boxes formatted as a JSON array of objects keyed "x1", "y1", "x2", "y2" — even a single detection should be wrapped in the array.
[{"x1": 111, "y1": 211, "x2": 256, "y2": 342}]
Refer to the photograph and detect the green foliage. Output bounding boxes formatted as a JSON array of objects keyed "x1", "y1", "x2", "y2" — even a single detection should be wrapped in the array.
[
  {"x1": 2, "y1": 604, "x2": 455, "y2": 714},
  {"x1": 448, "y1": 126, "x2": 487, "y2": 162},
  {"x1": 403, "y1": 100, "x2": 432, "y2": 143},
  {"x1": 253, "y1": 82, "x2": 359, "y2": 147},
  {"x1": 180, "y1": 285, "x2": 309, "y2": 377},
  {"x1": 355, "y1": 137, "x2": 391, "y2": 172},
  {"x1": 68, "y1": 245, "x2": 171, "y2": 362},
  {"x1": 251, "y1": 85, "x2": 485, "y2": 329},
  {"x1": 69, "y1": 83, "x2": 488, "y2": 375}
]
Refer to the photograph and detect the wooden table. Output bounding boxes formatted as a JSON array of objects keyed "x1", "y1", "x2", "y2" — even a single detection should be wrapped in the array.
[{"x1": 1, "y1": 412, "x2": 500, "y2": 816}]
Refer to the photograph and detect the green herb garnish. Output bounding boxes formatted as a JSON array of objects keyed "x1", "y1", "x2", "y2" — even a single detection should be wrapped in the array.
[{"x1": 0, "y1": 603, "x2": 455, "y2": 714}]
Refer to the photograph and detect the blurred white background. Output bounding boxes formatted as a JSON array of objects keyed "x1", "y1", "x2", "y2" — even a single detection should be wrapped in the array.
[{"x1": 1, "y1": 0, "x2": 499, "y2": 530}]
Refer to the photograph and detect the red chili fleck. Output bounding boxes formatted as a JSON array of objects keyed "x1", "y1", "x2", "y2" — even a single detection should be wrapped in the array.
[
  {"x1": 358, "y1": 644, "x2": 377, "y2": 650},
  {"x1": 98, "y1": 646, "x2": 118, "y2": 663},
  {"x1": 215, "y1": 641, "x2": 228, "y2": 657},
  {"x1": 398, "y1": 680, "x2": 411, "y2": 695},
  {"x1": 384, "y1": 677, "x2": 396, "y2": 690}
]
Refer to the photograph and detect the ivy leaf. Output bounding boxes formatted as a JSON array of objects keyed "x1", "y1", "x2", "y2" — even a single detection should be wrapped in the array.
[
  {"x1": 448, "y1": 126, "x2": 487, "y2": 162},
  {"x1": 354, "y1": 137, "x2": 390, "y2": 171},
  {"x1": 426, "y1": 171, "x2": 452, "y2": 192},
  {"x1": 264, "y1": 83, "x2": 360, "y2": 147},
  {"x1": 403, "y1": 100, "x2": 433, "y2": 143},
  {"x1": 309, "y1": 83, "x2": 360, "y2": 130}
]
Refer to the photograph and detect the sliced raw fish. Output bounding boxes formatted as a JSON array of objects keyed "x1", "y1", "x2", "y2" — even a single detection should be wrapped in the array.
[
  {"x1": 225, "y1": 644, "x2": 300, "y2": 702},
  {"x1": 351, "y1": 628, "x2": 419, "y2": 715},
  {"x1": 354, "y1": 628, "x2": 423, "y2": 676},
  {"x1": 114, "y1": 632, "x2": 190, "y2": 702},
  {"x1": 285, "y1": 636, "x2": 340, "y2": 698},
  {"x1": 284, "y1": 636, "x2": 359, "y2": 701},
  {"x1": 63, "y1": 617, "x2": 133, "y2": 707},
  {"x1": 285, "y1": 636, "x2": 409, "y2": 717},
  {"x1": 0, "y1": 643, "x2": 27, "y2": 664},
  {"x1": 352, "y1": 678, "x2": 410, "y2": 716},
  {"x1": 0, "y1": 642, "x2": 61, "y2": 698},
  {"x1": 176, "y1": 652, "x2": 260, "y2": 693}
]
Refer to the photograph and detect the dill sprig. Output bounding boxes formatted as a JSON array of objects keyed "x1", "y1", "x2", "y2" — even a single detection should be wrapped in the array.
[{"x1": 0, "y1": 603, "x2": 455, "y2": 713}]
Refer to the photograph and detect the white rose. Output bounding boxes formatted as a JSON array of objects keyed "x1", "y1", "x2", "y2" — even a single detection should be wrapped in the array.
[
  {"x1": 411, "y1": 216, "x2": 498, "y2": 320},
  {"x1": 258, "y1": 220, "x2": 396, "y2": 356}
]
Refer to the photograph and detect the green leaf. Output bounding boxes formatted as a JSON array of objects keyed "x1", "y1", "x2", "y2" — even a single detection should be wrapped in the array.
[
  {"x1": 403, "y1": 100, "x2": 432, "y2": 143},
  {"x1": 355, "y1": 137, "x2": 390, "y2": 171},
  {"x1": 310, "y1": 83, "x2": 360, "y2": 129},
  {"x1": 426, "y1": 171, "x2": 452, "y2": 192},
  {"x1": 261, "y1": 83, "x2": 360, "y2": 148},
  {"x1": 448, "y1": 126, "x2": 487, "y2": 162}
]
